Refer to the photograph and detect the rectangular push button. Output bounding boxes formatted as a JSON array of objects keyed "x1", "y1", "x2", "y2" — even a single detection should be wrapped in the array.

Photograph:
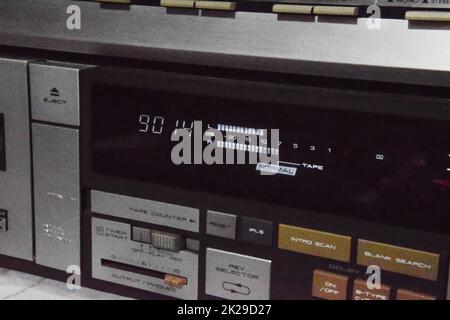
[
  {"x1": 396, "y1": 289, "x2": 435, "y2": 300},
  {"x1": 278, "y1": 224, "x2": 351, "y2": 262},
  {"x1": 195, "y1": 1, "x2": 236, "y2": 11},
  {"x1": 312, "y1": 270, "x2": 348, "y2": 300},
  {"x1": 239, "y1": 217, "x2": 273, "y2": 246},
  {"x1": 353, "y1": 279, "x2": 390, "y2": 300},
  {"x1": 357, "y1": 239, "x2": 439, "y2": 281},
  {"x1": 206, "y1": 210, "x2": 237, "y2": 239},
  {"x1": 405, "y1": 11, "x2": 450, "y2": 22},
  {"x1": 272, "y1": 4, "x2": 313, "y2": 15},
  {"x1": 161, "y1": 0, "x2": 195, "y2": 8},
  {"x1": 30, "y1": 61, "x2": 91, "y2": 126},
  {"x1": 205, "y1": 248, "x2": 271, "y2": 300},
  {"x1": 313, "y1": 6, "x2": 358, "y2": 16}
]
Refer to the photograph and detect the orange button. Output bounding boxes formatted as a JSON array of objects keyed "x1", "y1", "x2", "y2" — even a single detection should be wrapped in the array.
[
  {"x1": 396, "y1": 289, "x2": 436, "y2": 300},
  {"x1": 357, "y1": 239, "x2": 440, "y2": 281},
  {"x1": 279, "y1": 224, "x2": 351, "y2": 262},
  {"x1": 312, "y1": 270, "x2": 348, "y2": 300},
  {"x1": 352, "y1": 279, "x2": 390, "y2": 300}
]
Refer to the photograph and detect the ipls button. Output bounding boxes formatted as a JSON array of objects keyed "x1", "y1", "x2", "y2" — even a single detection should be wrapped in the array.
[
  {"x1": 205, "y1": 248, "x2": 271, "y2": 300},
  {"x1": 239, "y1": 217, "x2": 273, "y2": 246}
]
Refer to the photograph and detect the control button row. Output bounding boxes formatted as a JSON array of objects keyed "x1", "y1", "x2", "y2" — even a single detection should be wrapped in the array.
[
  {"x1": 161, "y1": 0, "x2": 236, "y2": 11},
  {"x1": 273, "y1": 4, "x2": 358, "y2": 16},
  {"x1": 206, "y1": 210, "x2": 273, "y2": 246},
  {"x1": 97, "y1": 0, "x2": 450, "y2": 22},
  {"x1": 278, "y1": 223, "x2": 440, "y2": 281},
  {"x1": 161, "y1": 1, "x2": 357, "y2": 15},
  {"x1": 312, "y1": 270, "x2": 435, "y2": 300}
]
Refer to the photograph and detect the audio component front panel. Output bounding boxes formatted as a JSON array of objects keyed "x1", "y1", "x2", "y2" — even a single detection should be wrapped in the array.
[
  {"x1": 0, "y1": 54, "x2": 450, "y2": 300},
  {"x1": 79, "y1": 65, "x2": 450, "y2": 300}
]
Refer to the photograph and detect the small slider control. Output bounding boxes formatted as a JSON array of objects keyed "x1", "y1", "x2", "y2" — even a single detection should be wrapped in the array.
[
  {"x1": 272, "y1": 4, "x2": 313, "y2": 15},
  {"x1": 195, "y1": 1, "x2": 236, "y2": 11},
  {"x1": 0, "y1": 210, "x2": 7, "y2": 232},
  {"x1": 160, "y1": 0, "x2": 195, "y2": 8},
  {"x1": 313, "y1": 6, "x2": 358, "y2": 16},
  {"x1": 164, "y1": 274, "x2": 188, "y2": 288},
  {"x1": 405, "y1": 11, "x2": 450, "y2": 22},
  {"x1": 151, "y1": 231, "x2": 184, "y2": 252}
]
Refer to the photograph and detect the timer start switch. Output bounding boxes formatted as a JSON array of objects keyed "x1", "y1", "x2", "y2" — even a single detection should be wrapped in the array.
[{"x1": 151, "y1": 231, "x2": 184, "y2": 252}]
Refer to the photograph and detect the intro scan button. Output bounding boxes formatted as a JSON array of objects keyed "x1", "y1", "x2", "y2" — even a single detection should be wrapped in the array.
[{"x1": 278, "y1": 224, "x2": 351, "y2": 262}]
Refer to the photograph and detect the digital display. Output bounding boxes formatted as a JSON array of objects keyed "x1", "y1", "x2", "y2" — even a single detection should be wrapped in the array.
[{"x1": 91, "y1": 84, "x2": 450, "y2": 234}]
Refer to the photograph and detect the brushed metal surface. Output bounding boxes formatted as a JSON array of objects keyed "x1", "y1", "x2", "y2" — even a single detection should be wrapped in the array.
[
  {"x1": 33, "y1": 123, "x2": 80, "y2": 271},
  {"x1": 205, "y1": 248, "x2": 271, "y2": 300},
  {"x1": 91, "y1": 190, "x2": 200, "y2": 232},
  {"x1": 1, "y1": 0, "x2": 450, "y2": 87},
  {"x1": 0, "y1": 57, "x2": 34, "y2": 261}
]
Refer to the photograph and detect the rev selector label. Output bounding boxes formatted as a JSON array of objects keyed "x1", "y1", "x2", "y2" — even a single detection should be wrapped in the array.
[{"x1": 205, "y1": 248, "x2": 271, "y2": 300}]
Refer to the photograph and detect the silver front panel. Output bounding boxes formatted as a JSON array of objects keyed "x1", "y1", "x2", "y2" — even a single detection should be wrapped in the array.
[
  {"x1": 92, "y1": 218, "x2": 199, "y2": 300},
  {"x1": 448, "y1": 262, "x2": 450, "y2": 300},
  {"x1": 1, "y1": 0, "x2": 450, "y2": 88},
  {"x1": 33, "y1": 123, "x2": 80, "y2": 271},
  {"x1": 91, "y1": 190, "x2": 200, "y2": 232},
  {"x1": 0, "y1": 57, "x2": 34, "y2": 261},
  {"x1": 205, "y1": 248, "x2": 271, "y2": 300},
  {"x1": 30, "y1": 61, "x2": 87, "y2": 126}
]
